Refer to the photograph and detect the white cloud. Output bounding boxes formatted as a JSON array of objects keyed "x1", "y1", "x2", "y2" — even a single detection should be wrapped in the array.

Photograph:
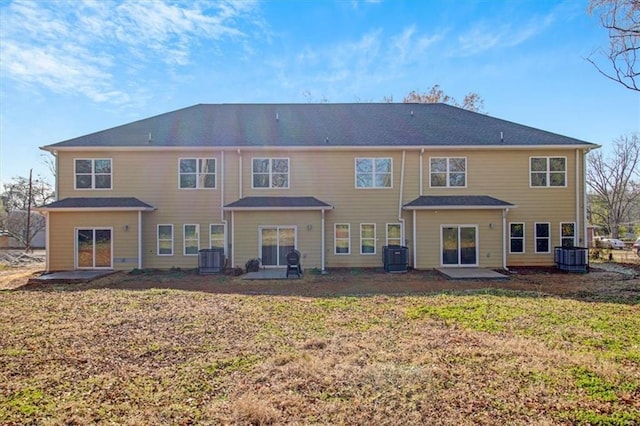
[{"x1": 0, "y1": 0, "x2": 263, "y2": 104}]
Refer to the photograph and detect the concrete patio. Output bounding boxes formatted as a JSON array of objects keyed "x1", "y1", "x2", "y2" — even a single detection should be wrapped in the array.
[
  {"x1": 243, "y1": 268, "x2": 303, "y2": 280},
  {"x1": 436, "y1": 268, "x2": 509, "y2": 280},
  {"x1": 29, "y1": 270, "x2": 117, "y2": 284}
]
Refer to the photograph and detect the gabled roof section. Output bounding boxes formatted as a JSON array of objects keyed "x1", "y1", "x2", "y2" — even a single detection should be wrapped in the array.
[
  {"x1": 404, "y1": 195, "x2": 515, "y2": 210},
  {"x1": 42, "y1": 103, "x2": 599, "y2": 151},
  {"x1": 37, "y1": 197, "x2": 155, "y2": 212},
  {"x1": 224, "y1": 196, "x2": 333, "y2": 211}
]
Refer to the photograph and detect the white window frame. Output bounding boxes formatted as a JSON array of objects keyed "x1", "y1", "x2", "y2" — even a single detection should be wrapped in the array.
[
  {"x1": 560, "y1": 222, "x2": 576, "y2": 247},
  {"x1": 183, "y1": 224, "x2": 200, "y2": 256},
  {"x1": 178, "y1": 158, "x2": 216, "y2": 189},
  {"x1": 429, "y1": 157, "x2": 467, "y2": 188},
  {"x1": 157, "y1": 224, "x2": 174, "y2": 256},
  {"x1": 74, "y1": 158, "x2": 112, "y2": 190},
  {"x1": 534, "y1": 222, "x2": 551, "y2": 254},
  {"x1": 360, "y1": 223, "x2": 377, "y2": 255},
  {"x1": 529, "y1": 156, "x2": 567, "y2": 188},
  {"x1": 334, "y1": 223, "x2": 350, "y2": 255},
  {"x1": 74, "y1": 227, "x2": 113, "y2": 269},
  {"x1": 209, "y1": 223, "x2": 225, "y2": 250},
  {"x1": 386, "y1": 223, "x2": 402, "y2": 246},
  {"x1": 251, "y1": 157, "x2": 290, "y2": 189},
  {"x1": 355, "y1": 157, "x2": 393, "y2": 189},
  {"x1": 509, "y1": 222, "x2": 525, "y2": 254}
]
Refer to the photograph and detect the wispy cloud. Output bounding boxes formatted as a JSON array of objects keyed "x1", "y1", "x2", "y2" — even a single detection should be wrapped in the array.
[
  {"x1": 454, "y1": 11, "x2": 556, "y2": 57},
  {"x1": 0, "y1": 0, "x2": 263, "y2": 104}
]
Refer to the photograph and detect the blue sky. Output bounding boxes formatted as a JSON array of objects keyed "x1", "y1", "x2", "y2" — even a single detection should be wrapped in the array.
[{"x1": 0, "y1": 0, "x2": 638, "y2": 185}]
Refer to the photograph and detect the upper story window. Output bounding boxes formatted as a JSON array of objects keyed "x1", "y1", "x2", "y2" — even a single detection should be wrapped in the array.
[
  {"x1": 75, "y1": 159, "x2": 112, "y2": 190},
  {"x1": 179, "y1": 158, "x2": 216, "y2": 189},
  {"x1": 252, "y1": 158, "x2": 289, "y2": 188},
  {"x1": 430, "y1": 157, "x2": 466, "y2": 187},
  {"x1": 355, "y1": 158, "x2": 392, "y2": 188},
  {"x1": 530, "y1": 157, "x2": 566, "y2": 187}
]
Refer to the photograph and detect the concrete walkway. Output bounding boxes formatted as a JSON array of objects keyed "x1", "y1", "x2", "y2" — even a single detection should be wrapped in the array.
[
  {"x1": 243, "y1": 268, "x2": 302, "y2": 280},
  {"x1": 29, "y1": 270, "x2": 116, "y2": 284},
  {"x1": 436, "y1": 268, "x2": 509, "y2": 280}
]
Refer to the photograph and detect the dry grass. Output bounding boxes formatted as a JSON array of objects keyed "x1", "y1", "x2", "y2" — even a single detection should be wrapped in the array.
[{"x1": 1, "y1": 273, "x2": 639, "y2": 425}]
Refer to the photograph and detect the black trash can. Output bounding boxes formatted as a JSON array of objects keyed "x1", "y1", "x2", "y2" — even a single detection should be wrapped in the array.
[
  {"x1": 383, "y1": 245, "x2": 408, "y2": 273},
  {"x1": 198, "y1": 248, "x2": 225, "y2": 274}
]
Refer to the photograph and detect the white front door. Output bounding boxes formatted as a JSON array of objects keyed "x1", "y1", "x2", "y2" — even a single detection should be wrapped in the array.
[
  {"x1": 441, "y1": 225, "x2": 478, "y2": 266},
  {"x1": 259, "y1": 226, "x2": 296, "y2": 267},
  {"x1": 76, "y1": 228, "x2": 113, "y2": 269}
]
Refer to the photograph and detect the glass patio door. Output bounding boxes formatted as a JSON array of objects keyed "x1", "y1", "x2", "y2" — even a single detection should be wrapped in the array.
[
  {"x1": 260, "y1": 226, "x2": 295, "y2": 267},
  {"x1": 76, "y1": 228, "x2": 112, "y2": 269},
  {"x1": 441, "y1": 226, "x2": 477, "y2": 266}
]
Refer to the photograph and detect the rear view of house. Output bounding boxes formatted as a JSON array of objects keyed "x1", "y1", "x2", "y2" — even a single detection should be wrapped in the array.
[{"x1": 38, "y1": 103, "x2": 599, "y2": 272}]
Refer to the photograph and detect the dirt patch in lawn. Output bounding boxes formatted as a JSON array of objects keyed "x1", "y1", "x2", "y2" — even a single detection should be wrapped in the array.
[{"x1": 15, "y1": 262, "x2": 640, "y2": 303}]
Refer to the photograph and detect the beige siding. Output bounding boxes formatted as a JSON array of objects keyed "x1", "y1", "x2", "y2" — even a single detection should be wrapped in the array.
[
  {"x1": 413, "y1": 209, "x2": 504, "y2": 269},
  {"x1": 51, "y1": 146, "x2": 589, "y2": 270},
  {"x1": 48, "y1": 211, "x2": 139, "y2": 271}
]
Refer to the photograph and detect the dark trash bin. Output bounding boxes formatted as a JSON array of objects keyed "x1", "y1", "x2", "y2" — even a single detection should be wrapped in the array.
[
  {"x1": 199, "y1": 248, "x2": 225, "y2": 274},
  {"x1": 383, "y1": 245, "x2": 408, "y2": 273}
]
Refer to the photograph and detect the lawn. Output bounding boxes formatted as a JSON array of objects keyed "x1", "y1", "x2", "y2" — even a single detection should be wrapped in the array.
[{"x1": 1, "y1": 269, "x2": 639, "y2": 425}]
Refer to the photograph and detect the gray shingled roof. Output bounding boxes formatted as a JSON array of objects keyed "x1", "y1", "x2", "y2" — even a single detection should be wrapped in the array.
[
  {"x1": 43, "y1": 103, "x2": 598, "y2": 149},
  {"x1": 404, "y1": 195, "x2": 514, "y2": 209},
  {"x1": 39, "y1": 197, "x2": 155, "y2": 210},
  {"x1": 224, "y1": 196, "x2": 332, "y2": 210}
]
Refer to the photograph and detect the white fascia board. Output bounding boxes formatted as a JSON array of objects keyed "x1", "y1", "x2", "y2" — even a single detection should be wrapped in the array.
[
  {"x1": 403, "y1": 205, "x2": 517, "y2": 211},
  {"x1": 35, "y1": 207, "x2": 156, "y2": 212}
]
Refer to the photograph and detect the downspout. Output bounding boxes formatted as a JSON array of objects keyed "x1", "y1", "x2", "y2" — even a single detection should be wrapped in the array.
[
  {"x1": 44, "y1": 212, "x2": 50, "y2": 273},
  {"x1": 575, "y1": 149, "x2": 580, "y2": 246},
  {"x1": 419, "y1": 148, "x2": 424, "y2": 196},
  {"x1": 231, "y1": 210, "x2": 235, "y2": 268},
  {"x1": 583, "y1": 149, "x2": 588, "y2": 247},
  {"x1": 137, "y1": 210, "x2": 142, "y2": 269},
  {"x1": 53, "y1": 151, "x2": 59, "y2": 201},
  {"x1": 221, "y1": 150, "x2": 229, "y2": 257},
  {"x1": 237, "y1": 149, "x2": 243, "y2": 199},
  {"x1": 398, "y1": 150, "x2": 406, "y2": 246},
  {"x1": 321, "y1": 209, "x2": 326, "y2": 272},
  {"x1": 502, "y1": 208, "x2": 509, "y2": 271},
  {"x1": 412, "y1": 210, "x2": 417, "y2": 269}
]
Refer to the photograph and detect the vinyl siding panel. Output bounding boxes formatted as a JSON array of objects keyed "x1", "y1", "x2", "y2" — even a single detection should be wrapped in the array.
[{"x1": 48, "y1": 211, "x2": 139, "y2": 271}]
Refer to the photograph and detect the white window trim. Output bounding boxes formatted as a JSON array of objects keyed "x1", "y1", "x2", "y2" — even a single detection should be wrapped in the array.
[
  {"x1": 334, "y1": 223, "x2": 351, "y2": 255},
  {"x1": 439, "y1": 224, "x2": 479, "y2": 267},
  {"x1": 178, "y1": 158, "x2": 217, "y2": 189},
  {"x1": 354, "y1": 157, "x2": 393, "y2": 189},
  {"x1": 509, "y1": 222, "x2": 525, "y2": 254},
  {"x1": 209, "y1": 223, "x2": 226, "y2": 250},
  {"x1": 74, "y1": 227, "x2": 113, "y2": 269},
  {"x1": 360, "y1": 223, "x2": 377, "y2": 255},
  {"x1": 560, "y1": 222, "x2": 576, "y2": 247},
  {"x1": 251, "y1": 157, "x2": 290, "y2": 189},
  {"x1": 183, "y1": 224, "x2": 200, "y2": 256},
  {"x1": 429, "y1": 157, "x2": 467, "y2": 188},
  {"x1": 534, "y1": 222, "x2": 551, "y2": 254},
  {"x1": 74, "y1": 158, "x2": 112, "y2": 190},
  {"x1": 529, "y1": 156, "x2": 567, "y2": 188},
  {"x1": 157, "y1": 224, "x2": 174, "y2": 256},
  {"x1": 386, "y1": 223, "x2": 403, "y2": 246}
]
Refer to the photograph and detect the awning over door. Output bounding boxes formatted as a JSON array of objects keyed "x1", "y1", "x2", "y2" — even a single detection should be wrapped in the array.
[
  {"x1": 224, "y1": 196, "x2": 333, "y2": 211},
  {"x1": 404, "y1": 195, "x2": 515, "y2": 210}
]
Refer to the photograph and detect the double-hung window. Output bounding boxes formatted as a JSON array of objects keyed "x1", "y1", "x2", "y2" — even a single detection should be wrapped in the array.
[
  {"x1": 355, "y1": 158, "x2": 392, "y2": 188},
  {"x1": 561, "y1": 222, "x2": 576, "y2": 247},
  {"x1": 360, "y1": 224, "x2": 376, "y2": 255},
  {"x1": 252, "y1": 158, "x2": 289, "y2": 188},
  {"x1": 75, "y1": 159, "x2": 112, "y2": 189},
  {"x1": 183, "y1": 224, "x2": 200, "y2": 256},
  {"x1": 430, "y1": 157, "x2": 466, "y2": 187},
  {"x1": 157, "y1": 224, "x2": 174, "y2": 256},
  {"x1": 179, "y1": 158, "x2": 216, "y2": 189},
  {"x1": 335, "y1": 224, "x2": 350, "y2": 255},
  {"x1": 509, "y1": 223, "x2": 525, "y2": 253},
  {"x1": 530, "y1": 157, "x2": 566, "y2": 187},
  {"x1": 386, "y1": 223, "x2": 402, "y2": 246},
  {"x1": 535, "y1": 223, "x2": 550, "y2": 253},
  {"x1": 210, "y1": 224, "x2": 225, "y2": 249}
]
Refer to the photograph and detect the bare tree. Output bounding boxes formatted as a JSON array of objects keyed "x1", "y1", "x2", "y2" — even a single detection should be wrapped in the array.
[
  {"x1": 587, "y1": 133, "x2": 640, "y2": 238},
  {"x1": 0, "y1": 175, "x2": 55, "y2": 249},
  {"x1": 588, "y1": 0, "x2": 640, "y2": 91},
  {"x1": 403, "y1": 85, "x2": 485, "y2": 112}
]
